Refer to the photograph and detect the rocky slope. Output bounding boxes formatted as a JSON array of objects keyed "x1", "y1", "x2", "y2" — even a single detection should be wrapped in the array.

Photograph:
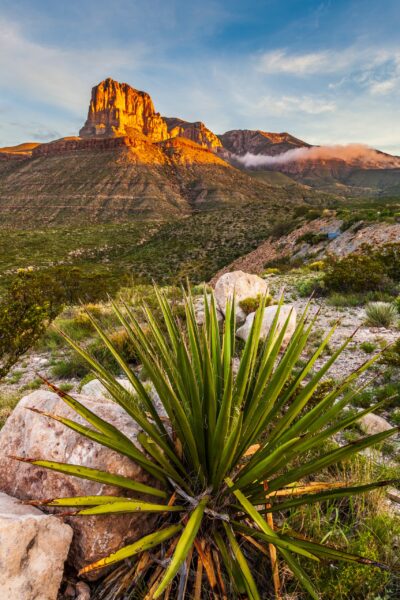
[
  {"x1": 218, "y1": 129, "x2": 308, "y2": 156},
  {"x1": 0, "y1": 130, "x2": 307, "y2": 226},
  {"x1": 211, "y1": 217, "x2": 400, "y2": 282},
  {"x1": 164, "y1": 117, "x2": 222, "y2": 149}
]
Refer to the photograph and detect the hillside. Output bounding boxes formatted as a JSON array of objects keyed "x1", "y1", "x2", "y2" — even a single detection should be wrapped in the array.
[
  {"x1": 0, "y1": 134, "x2": 314, "y2": 227},
  {"x1": 0, "y1": 79, "x2": 322, "y2": 227}
]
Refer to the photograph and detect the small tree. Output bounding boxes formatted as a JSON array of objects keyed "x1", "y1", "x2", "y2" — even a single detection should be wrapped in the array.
[{"x1": 0, "y1": 269, "x2": 64, "y2": 379}]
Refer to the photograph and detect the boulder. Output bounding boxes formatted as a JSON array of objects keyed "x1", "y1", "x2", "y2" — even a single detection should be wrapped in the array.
[
  {"x1": 0, "y1": 491, "x2": 73, "y2": 599},
  {"x1": 194, "y1": 294, "x2": 224, "y2": 325},
  {"x1": 214, "y1": 271, "x2": 269, "y2": 323},
  {"x1": 358, "y1": 412, "x2": 393, "y2": 436},
  {"x1": 80, "y1": 376, "x2": 135, "y2": 400},
  {"x1": 0, "y1": 390, "x2": 160, "y2": 578},
  {"x1": 236, "y1": 305, "x2": 297, "y2": 348}
]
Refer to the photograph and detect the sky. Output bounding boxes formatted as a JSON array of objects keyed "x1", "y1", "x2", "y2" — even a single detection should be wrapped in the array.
[{"x1": 1, "y1": 0, "x2": 400, "y2": 153}]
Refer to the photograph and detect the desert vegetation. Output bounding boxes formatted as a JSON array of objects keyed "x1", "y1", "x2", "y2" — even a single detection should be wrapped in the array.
[
  {"x1": 14, "y1": 289, "x2": 400, "y2": 599},
  {"x1": 0, "y1": 201, "x2": 399, "y2": 599}
]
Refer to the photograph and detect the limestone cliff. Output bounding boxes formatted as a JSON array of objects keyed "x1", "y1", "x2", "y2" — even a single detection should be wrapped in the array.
[
  {"x1": 164, "y1": 117, "x2": 222, "y2": 149},
  {"x1": 79, "y1": 78, "x2": 169, "y2": 142}
]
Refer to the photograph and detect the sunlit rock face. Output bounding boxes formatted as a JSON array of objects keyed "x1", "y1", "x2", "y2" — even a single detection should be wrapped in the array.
[
  {"x1": 164, "y1": 117, "x2": 222, "y2": 149},
  {"x1": 79, "y1": 78, "x2": 169, "y2": 142}
]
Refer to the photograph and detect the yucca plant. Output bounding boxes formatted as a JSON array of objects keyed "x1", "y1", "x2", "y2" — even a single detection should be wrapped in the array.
[{"x1": 15, "y1": 290, "x2": 399, "y2": 599}]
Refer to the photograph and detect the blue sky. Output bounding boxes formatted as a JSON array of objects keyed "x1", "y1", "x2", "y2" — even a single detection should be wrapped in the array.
[{"x1": 1, "y1": 0, "x2": 400, "y2": 152}]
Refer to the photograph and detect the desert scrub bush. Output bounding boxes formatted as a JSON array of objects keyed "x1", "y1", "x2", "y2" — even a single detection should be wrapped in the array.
[
  {"x1": 51, "y1": 355, "x2": 91, "y2": 380},
  {"x1": 297, "y1": 232, "x2": 328, "y2": 245},
  {"x1": 19, "y1": 290, "x2": 400, "y2": 599},
  {"x1": 295, "y1": 273, "x2": 325, "y2": 297},
  {"x1": 308, "y1": 260, "x2": 325, "y2": 271},
  {"x1": 326, "y1": 292, "x2": 363, "y2": 307},
  {"x1": 365, "y1": 302, "x2": 398, "y2": 328},
  {"x1": 263, "y1": 267, "x2": 280, "y2": 276},
  {"x1": 22, "y1": 377, "x2": 43, "y2": 391},
  {"x1": 0, "y1": 391, "x2": 20, "y2": 428},
  {"x1": 239, "y1": 293, "x2": 273, "y2": 315},
  {"x1": 360, "y1": 341, "x2": 378, "y2": 354},
  {"x1": 380, "y1": 338, "x2": 400, "y2": 367},
  {"x1": 324, "y1": 254, "x2": 393, "y2": 294}
]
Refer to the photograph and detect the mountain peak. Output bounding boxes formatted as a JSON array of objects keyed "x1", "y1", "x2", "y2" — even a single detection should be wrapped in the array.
[{"x1": 79, "y1": 78, "x2": 169, "y2": 142}]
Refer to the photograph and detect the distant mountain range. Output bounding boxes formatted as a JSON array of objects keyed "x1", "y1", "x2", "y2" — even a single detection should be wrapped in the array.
[{"x1": 0, "y1": 78, "x2": 399, "y2": 227}]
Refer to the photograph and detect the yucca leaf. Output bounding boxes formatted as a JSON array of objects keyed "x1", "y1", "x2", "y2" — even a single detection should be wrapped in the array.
[
  {"x1": 268, "y1": 426, "x2": 400, "y2": 492},
  {"x1": 234, "y1": 436, "x2": 301, "y2": 489},
  {"x1": 278, "y1": 549, "x2": 319, "y2": 600},
  {"x1": 153, "y1": 496, "x2": 209, "y2": 598},
  {"x1": 223, "y1": 522, "x2": 261, "y2": 600},
  {"x1": 39, "y1": 377, "x2": 135, "y2": 445},
  {"x1": 226, "y1": 479, "x2": 319, "y2": 562},
  {"x1": 12, "y1": 458, "x2": 167, "y2": 497},
  {"x1": 285, "y1": 350, "x2": 383, "y2": 442},
  {"x1": 35, "y1": 495, "x2": 137, "y2": 506},
  {"x1": 79, "y1": 524, "x2": 182, "y2": 575},
  {"x1": 244, "y1": 398, "x2": 391, "y2": 486},
  {"x1": 264, "y1": 479, "x2": 399, "y2": 512},
  {"x1": 213, "y1": 530, "x2": 246, "y2": 595},
  {"x1": 279, "y1": 533, "x2": 390, "y2": 568},
  {"x1": 137, "y1": 432, "x2": 192, "y2": 493},
  {"x1": 25, "y1": 408, "x2": 167, "y2": 482},
  {"x1": 75, "y1": 500, "x2": 183, "y2": 516}
]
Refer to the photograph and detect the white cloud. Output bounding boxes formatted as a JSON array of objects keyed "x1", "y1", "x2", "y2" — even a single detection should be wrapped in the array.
[
  {"x1": 257, "y1": 50, "x2": 329, "y2": 75},
  {"x1": 256, "y1": 46, "x2": 400, "y2": 87},
  {"x1": 368, "y1": 78, "x2": 398, "y2": 95},
  {"x1": 259, "y1": 95, "x2": 336, "y2": 115}
]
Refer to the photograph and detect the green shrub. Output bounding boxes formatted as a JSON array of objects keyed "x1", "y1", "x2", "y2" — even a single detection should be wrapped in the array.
[
  {"x1": 309, "y1": 260, "x2": 325, "y2": 271},
  {"x1": 0, "y1": 392, "x2": 20, "y2": 428},
  {"x1": 239, "y1": 293, "x2": 273, "y2": 315},
  {"x1": 360, "y1": 341, "x2": 377, "y2": 354},
  {"x1": 380, "y1": 338, "x2": 400, "y2": 367},
  {"x1": 365, "y1": 302, "x2": 398, "y2": 328},
  {"x1": 263, "y1": 267, "x2": 280, "y2": 276},
  {"x1": 270, "y1": 220, "x2": 296, "y2": 239},
  {"x1": 324, "y1": 255, "x2": 393, "y2": 294},
  {"x1": 295, "y1": 274, "x2": 325, "y2": 297},
  {"x1": 0, "y1": 270, "x2": 64, "y2": 379},
  {"x1": 297, "y1": 232, "x2": 328, "y2": 245},
  {"x1": 24, "y1": 290, "x2": 399, "y2": 599},
  {"x1": 326, "y1": 293, "x2": 364, "y2": 307},
  {"x1": 22, "y1": 377, "x2": 43, "y2": 391},
  {"x1": 392, "y1": 409, "x2": 400, "y2": 425},
  {"x1": 51, "y1": 355, "x2": 90, "y2": 380},
  {"x1": 395, "y1": 296, "x2": 400, "y2": 314}
]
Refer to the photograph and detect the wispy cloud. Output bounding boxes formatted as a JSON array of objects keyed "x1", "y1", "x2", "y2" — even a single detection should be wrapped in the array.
[
  {"x1": 256, "y1": 46, "x2": 400, "y2": 93},
  {"x1": 259, "y1": 95, "x2": 336, "y2": 115},
  {"x1": 257, "y1": 50, "x2": 330, "y2": 75}
]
